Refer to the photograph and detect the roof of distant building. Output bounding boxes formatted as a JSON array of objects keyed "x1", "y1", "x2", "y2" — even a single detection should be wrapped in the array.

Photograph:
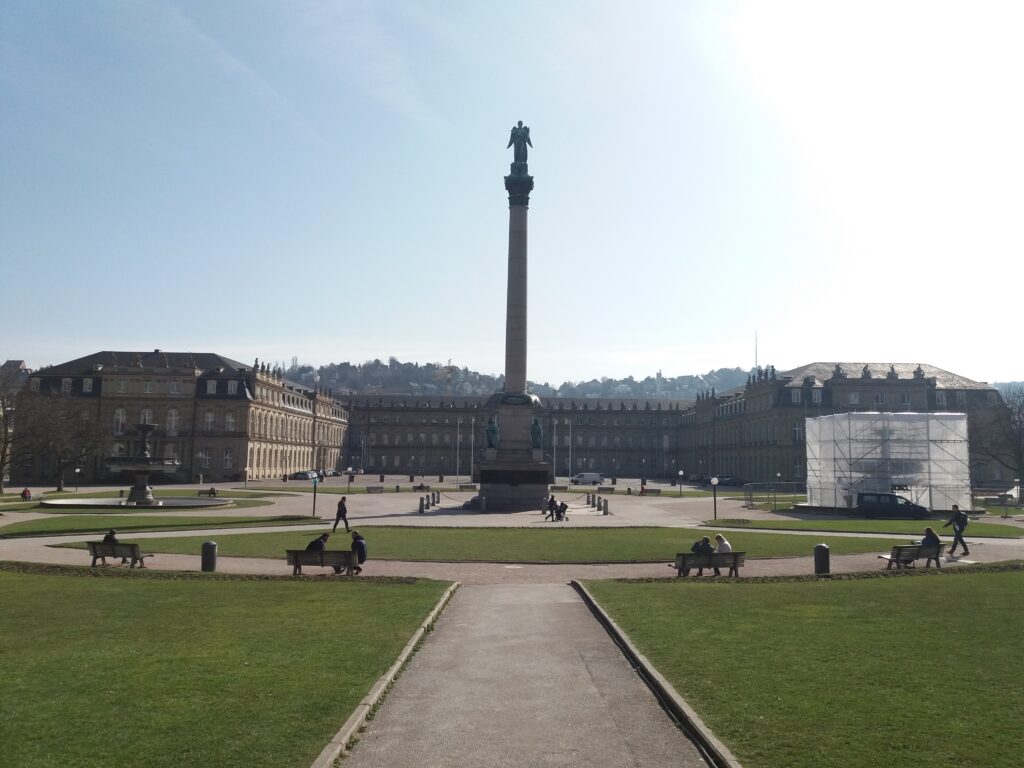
[
  {"x1": 779, "y1": 362, "x2": 993, "y2": 390},
  {"x1": 32, "y1": 350, "x2": 250, "y2": 376}
]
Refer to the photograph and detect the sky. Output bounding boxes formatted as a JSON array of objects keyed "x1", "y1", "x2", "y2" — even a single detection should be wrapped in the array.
[{"x1": 2, "y1": 1, "x2": 1022, "y2": 386}]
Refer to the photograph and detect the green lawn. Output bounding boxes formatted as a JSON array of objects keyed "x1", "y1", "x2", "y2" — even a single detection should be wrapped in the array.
[
  {"x1": 35, "y1": 489, "x2": 291, "y2": 500},
  {"x1": 0, "y1": 565, "x2": 449, "y2": 768},
  {"x1": 586, "y1": 568, "x2": 1024, "y2": 768},
  {"x1": 0, "y1": 515, "x2": 321, "y2": 537},
  {"x1": 31, "y1": 498, "x2": 275, "y2": 514},
  {"x1": 710, "y1": 517, "x2": 1024, "y2": 538},
  {"x1": 76, "y1": 526, "x2": 910, "y2": 562}
]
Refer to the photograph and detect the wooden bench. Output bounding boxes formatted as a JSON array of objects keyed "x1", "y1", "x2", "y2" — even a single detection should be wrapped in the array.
[
  {"x1": 674, "y1": 551, "x2": 746, "y2": 577},
  {"x1": 458, "y1": 484, "x2": 478, "y2": 491},
  {"x1": 639, "y1": 488, "x2": 662, "y2": 496},
  {"x1": 597, "y1": 486, "x2": 615, "y2": 493},
  {"x1": 196, "y1": 489, "x2": 219, "y2": 497},
  {"x1": 285, "y1": 549, "x2": 357, "y2": 575},
  {"x1": 87, "y1": 541, "x2": 153, "y2": 568},
  {"x1": 365, "y1": 486, "x2": 385, "y2": 494},
  {"x1": 879, "y1": 543, "x2": 945, "y2": 570}
]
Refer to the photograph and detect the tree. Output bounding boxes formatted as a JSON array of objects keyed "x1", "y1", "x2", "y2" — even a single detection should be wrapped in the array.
[
  {"x1": 972, "y1": 386, "x2": 1024, "y2": 492},
  {"x1": 13, "y1": 389, "x2": 107, "y2": 491},
  {"x1": 0, "y1": 370, "x2": 18, "y2": 495}
]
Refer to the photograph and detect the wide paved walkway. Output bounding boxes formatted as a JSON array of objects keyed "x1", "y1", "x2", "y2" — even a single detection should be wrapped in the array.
[{"x1": 344, "y1": 583, "x2": 708, "y2": 768}]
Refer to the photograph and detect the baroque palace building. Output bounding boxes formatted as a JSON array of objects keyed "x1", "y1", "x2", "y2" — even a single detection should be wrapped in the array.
[
  {"x1": 17, "y1": 351, "x2": 348, "y2": 484},
  {"x1": 343, "y1": 362, "x2": 1008, "y2": 485},
  {"x1": 14, "y1": 353, "x2": 1007, "y2": 488}
]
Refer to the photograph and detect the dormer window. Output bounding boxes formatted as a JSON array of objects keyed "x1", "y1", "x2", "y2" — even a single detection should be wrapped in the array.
[
  {"x1": 227, "y1": 380, "x2": 238, "y2": 395},
  {"x1": 206, "y1": 381, "x2": 217, "y2": 395}
]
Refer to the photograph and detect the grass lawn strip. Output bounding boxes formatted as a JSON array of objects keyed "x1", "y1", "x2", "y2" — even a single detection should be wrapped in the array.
[
  {"x1": 584, "y1": 568, "x2": 1024, "y2": 768},
  {"x1": 0, "y1": 515, "x2": 321, "y2": 537},
  {"x1": 712, "y1": 517, "x2": 1023, "y2": 538},
  {"x1": 30, "y1": 498, "x2": 275, "y2": 514},
  {"x1": 0, "y1": 567, "x2": 450, "y2": 768},
  {"x1": 70, "y1": 526, "x2": 910, "y2": 562}
]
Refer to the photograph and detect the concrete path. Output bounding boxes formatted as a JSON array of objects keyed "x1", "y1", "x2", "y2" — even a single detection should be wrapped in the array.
[{"x1": 343, "y1": 583, "x2": 707, "y2": 768}]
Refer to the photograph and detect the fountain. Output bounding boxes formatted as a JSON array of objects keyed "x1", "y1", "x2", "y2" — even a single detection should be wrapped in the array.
[{"x1": 40, "y1": 423, "x2": 231, "y2": 509}]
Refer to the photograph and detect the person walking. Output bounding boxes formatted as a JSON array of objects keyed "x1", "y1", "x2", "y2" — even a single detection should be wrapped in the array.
[
  {"x1": 350, "y1": 530, "x2": 367, "y2": 575},
  {"x1": 546, "y1": 495, "x2": 557, "y2": 521},
  {"x1": 943, "y1": 504, "x2": 970, "y2": 556},
  {"x1": 333, "y1": 496, "x2": 349, "y2": 532}
]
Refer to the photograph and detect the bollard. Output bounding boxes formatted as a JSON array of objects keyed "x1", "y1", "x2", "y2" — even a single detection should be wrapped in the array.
[
  {"x1": 814, "y1": 543, "x2": 830, "y2": 576},
  {"x1": 424, "y1": 496, "x2": 430, "y2": 510},
  {"x1": 602, "y1": 498, "x2": 609, "y2": 515},
  {"x1": 591, "y1": 495, "x2": 597, "y2": 508},
  {"x1": 201, "y1": 541, "x2": 217, "y2": 572},
  {"x1": 380, "y1": 473, "x2": 385, "y2": 483},
  {"x1": 481, "y1": 496, "x2": 487, "y2": 513},
  {"x1": 419, "y1": 497, "x2": 425, "y2": 514},
  {"x1": 433, "y1": 491, "x2": 439, "y2": 504},
  {"x1": 627, "y1": 486, "x2": 632, "y2": 495},
  {"x1": 396, "y1": 484, "x2": 400, "y2": 493}
]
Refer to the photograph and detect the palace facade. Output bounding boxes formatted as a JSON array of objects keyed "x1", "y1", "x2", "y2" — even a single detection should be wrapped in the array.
[{"x1": 16, "y1": 351, "x2": 348, "y2": 484}]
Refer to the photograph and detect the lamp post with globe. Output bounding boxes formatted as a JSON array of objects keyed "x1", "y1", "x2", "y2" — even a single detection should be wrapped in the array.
[{"x1": 711, "y1": 476, "x2": 719, "y2": 520}]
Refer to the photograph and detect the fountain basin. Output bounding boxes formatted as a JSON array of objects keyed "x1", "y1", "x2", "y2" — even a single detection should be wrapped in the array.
[{"x1": 40, "y1": 497, "x2": 233, "y2": 510}]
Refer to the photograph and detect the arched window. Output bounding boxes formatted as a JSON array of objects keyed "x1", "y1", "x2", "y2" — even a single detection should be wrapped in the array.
[{"x1": 140, "y1": 408, "x2": 153, "y2": 425}]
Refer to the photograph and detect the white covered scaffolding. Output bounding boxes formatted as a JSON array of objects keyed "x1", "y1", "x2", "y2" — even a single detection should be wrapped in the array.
[{"x1": 806, "y1": 412, "x2": 970, "y2": 511}]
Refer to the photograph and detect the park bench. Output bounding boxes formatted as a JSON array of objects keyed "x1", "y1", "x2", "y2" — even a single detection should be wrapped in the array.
[
  {"x1": 879, "y1": 542, "x2": 945, "y2": 570},
  {"x1": 196, "y1": 489, "x2": 219, "y2": 497},
  {"x1": 458, "y1": 484, "x2": 478, "y2": 491},
  {"x1": 674, "y1": 551, "x2": 746, "y2": 577},
  {"x1": 87, "y1": 541, "x2": 153, "y2": 568},
  {"x1": 597, "y1": 486, "x2": 615, "y2": 493},
  {"x1": 285, "y1": 549, "x2": 357, "y2": 575},
  {"x1": 639, "y1": 488, "x2": 662, "y2": 496},
  {"x1": 365, "y1": 486, "x2": 385, "y2": 494},
  {"x1": 413, "y1": 484, "x2": 431, "y2": 492}
]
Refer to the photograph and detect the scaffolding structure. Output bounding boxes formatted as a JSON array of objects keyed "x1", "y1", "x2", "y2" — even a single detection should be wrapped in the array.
[{"x1": 806, "y1": 412, "x2": 970, "y2": 511}]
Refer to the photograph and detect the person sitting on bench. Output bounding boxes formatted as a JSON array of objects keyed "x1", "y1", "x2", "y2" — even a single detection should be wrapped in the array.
[
  {"x1": 102, "y1": 529, "x2": 128, "y2": 564},
  {"x1": 684, "y1": 536, "x2": 715, "y2": 576},
  {"x1": 305, "y1": 533, "x2": 343, "y2": 573}
]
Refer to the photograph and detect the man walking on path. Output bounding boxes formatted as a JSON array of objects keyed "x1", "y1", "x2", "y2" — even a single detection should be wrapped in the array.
[
  {"x1": 943, "y1": 504, "x2": 970, "y2": 556},
  {"x1": 333, "y1": 496, "x2": 349, "y2": 532}
]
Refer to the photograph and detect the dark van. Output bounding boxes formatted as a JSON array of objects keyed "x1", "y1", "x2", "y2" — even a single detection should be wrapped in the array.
[{"x1": 855, "y1": 492, "x2": 929, "y2": 519}]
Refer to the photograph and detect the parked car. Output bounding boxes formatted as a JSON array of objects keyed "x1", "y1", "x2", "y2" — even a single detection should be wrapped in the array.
[
  {"x1": 856, "y1": 492, "x2": 929, "y2": 519},
  {"x1": 570, "y1": 472, "x2": 603, "y2": 485},
  {"x1": 290, "y1": 470, "x2": 318, "y2": 481}
]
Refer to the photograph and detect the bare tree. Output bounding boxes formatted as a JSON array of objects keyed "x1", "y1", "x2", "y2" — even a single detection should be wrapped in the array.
[
  {"x1": 971, "y1": 386, "x2": 1024, "y2": 493},
  {"x1": 13, "y1": 389, "x2": 107, "y2": 492}
]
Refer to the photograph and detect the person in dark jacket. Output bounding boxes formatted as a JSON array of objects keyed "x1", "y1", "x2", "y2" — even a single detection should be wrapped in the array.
[
  {"x1": 306, "y1": 533, "x2": 330, "y2": 551},
  {"x1": 942, "y1": 504, "x2": 970, "y2": 556},
  {"x1": 350, "y1": 530, "x2": 367, "y2": 575},
  {"x1": 921, "y1": 527, "x2": 941, "y2": 548},
  {"x1": 101, "y1": 528, "x2": 128, "y2": 564},
  {"x1": 684, "y1": 536, "x2": 715, "y2": 576},
  {"x1": 333, "y1": 496, "x2": 349, "y2": 532}
]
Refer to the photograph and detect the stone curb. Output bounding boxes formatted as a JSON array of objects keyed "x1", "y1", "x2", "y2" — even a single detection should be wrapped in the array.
[
  {"x1": 571, "y1": 580, "x2": 745, "y2": 768},
  {"x1": 308, "y1": 581, "x2": 461, "y2": 768}
]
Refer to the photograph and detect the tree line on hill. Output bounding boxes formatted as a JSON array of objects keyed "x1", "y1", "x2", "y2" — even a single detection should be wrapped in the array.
[{"x1": 284, "y1": 357, "x2": 751, "y2": 400}]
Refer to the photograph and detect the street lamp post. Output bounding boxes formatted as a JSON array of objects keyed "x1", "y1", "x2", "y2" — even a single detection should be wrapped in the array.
[
  {"x1": 311, "y1": 475, "x2": 318, "y2": 518},
  {"x1": 74, "y1": 467, "x2": 80, "y2": 493},
  {"x1": 711, "y1": 476, "x2": 719, "y2": 521},
  {"x1": 678, "y1": 469, "x2": 684, "y2": 499},
  {"x1": 346, "y1": 466, "x2": 353, "y2": 493},
  {"x1": 456, "y1": 417, "x2": 462, "y2": 483},
  {"x1": 774, "y1": 471, "x2": 781, "y2": 512}
]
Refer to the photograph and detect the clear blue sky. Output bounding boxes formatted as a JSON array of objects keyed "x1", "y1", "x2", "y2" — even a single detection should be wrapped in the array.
[{"x1": 2, "y1": 1, "x2": 1021, "y2": 385}]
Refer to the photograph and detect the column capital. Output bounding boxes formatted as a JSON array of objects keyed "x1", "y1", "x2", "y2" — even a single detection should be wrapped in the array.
[{"x1": 504, "y1": 173, "x2": 534, "y2": 207}]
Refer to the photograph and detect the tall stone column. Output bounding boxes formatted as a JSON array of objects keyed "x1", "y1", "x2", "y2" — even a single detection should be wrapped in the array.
[{"x1": 503, "y1": 173, "x2": 533, "y2": 393}]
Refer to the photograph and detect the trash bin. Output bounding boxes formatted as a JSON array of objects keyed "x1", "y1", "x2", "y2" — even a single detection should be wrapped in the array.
[
  {"x1": 201, "y1": 541, "x2": 217, "y2": 572},
  {"x1": 379, "y1": 473, "x2": 385, "y2": 483},
  {"x1": 814, "y1": 543, "x2": 830, "y2": 576},
  {"x1": 409, "y1": 473, "x2": 415, "y2": 483}
]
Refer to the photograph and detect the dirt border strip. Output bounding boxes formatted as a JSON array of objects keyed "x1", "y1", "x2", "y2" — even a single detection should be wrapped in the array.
[
  {"x1": 571, "y1": 580, "x2": 744, "y2": 768},
  {"x1": 309, "y1": 581, "x2": 461, "y2": 768}
]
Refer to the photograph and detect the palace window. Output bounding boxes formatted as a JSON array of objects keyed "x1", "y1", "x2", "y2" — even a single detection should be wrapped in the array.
[
  {"x1": 812, "y1": 389, "x2": 822, "y2": 404},
  {"x1": 228, "y1": 381, "x2": 238, "y2": 395},
  {"x1": 143, "y1": 381, "x2": 154, "y2": 394},
  {"x1": 936, "y1": 392, "x2": 947, "y2": 408},
  {"x1": 205, "y1": 411, "x2": 215, "y2": 431},
  {"x1": 225, "y1": 412, "x2": 236, "y2": 432},
  {"x1": 874, "y1": 392, "x2": 886, "y2": 405},
  {"x1": 206, "y1": 381, "x2": 217, "y2": 395},
  {"x1": 790, "y1": 390, "x2": 801, "y2": 404},
  {"x1": 117, "y1": 380, "x2": 127, "y2": 393},
  {"x1": 141, "y1": 408, "x2": 153, "y2": 425},
  {"x1": 170, "y1": 381, "x2": 180, "y2": 394},
  {"x1": 223, "y1": 448, "x2": 233, "y2": 469},
  {"x1": 113, "y1": 409, "x2": 127, "y2": 434},
  {"x1": 61, "y1": 378, "x2": 72, "y2": 393},
  {"x1": 82, "y1": 378, "x2": 93, "y2": 393},
  {"x1": 167, "y1": 409, "x2": 179, "y2": 435},
  {"x1": 848, "y1": 392, "x2": 860, "y2": 406},
  {"x1": 30, "y1": 378, "x2": 40, "y2": 391}
]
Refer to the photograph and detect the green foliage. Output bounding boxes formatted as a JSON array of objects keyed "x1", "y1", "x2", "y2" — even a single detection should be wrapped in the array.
[
  {"x1": 0, "y1": 569, "x2": 449, "y2": 768},
  {"x1": 85, "y1": 526, "x2": 909, "y2": 562},
  {"x1": 586, "y1": 569, "x2": 1024, "y2": 768}
]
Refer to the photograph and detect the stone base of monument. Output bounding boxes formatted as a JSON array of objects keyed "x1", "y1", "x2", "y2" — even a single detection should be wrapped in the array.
[
  {"x1": 476, "y1": 462, "x2": 552, "y2": 511},
  {"x1": 474, "y1": 393, "x2": 553, "y2": 511}
]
